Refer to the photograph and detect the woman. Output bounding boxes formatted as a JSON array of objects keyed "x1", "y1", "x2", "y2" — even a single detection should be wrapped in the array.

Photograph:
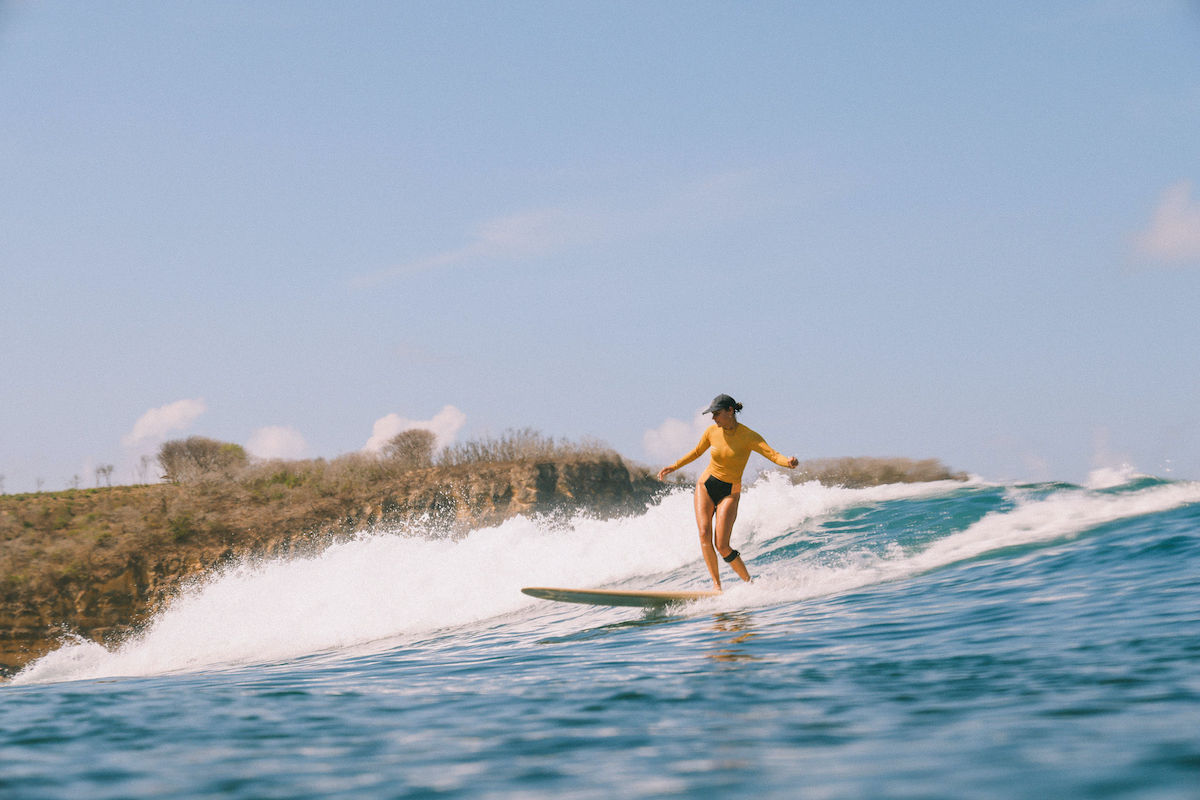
[{"x1": 657, "y1": 394, "x2": 799, "y2": 589}]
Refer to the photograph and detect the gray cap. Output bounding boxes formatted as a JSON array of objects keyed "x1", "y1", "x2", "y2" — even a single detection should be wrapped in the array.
[{"x1": 704, "y1": 394, "x2": 738, "y2": 414}]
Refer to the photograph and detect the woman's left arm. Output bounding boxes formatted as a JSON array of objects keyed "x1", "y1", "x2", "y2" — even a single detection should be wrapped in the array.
[{"x1": 755, "y1": 439, "x2": 799, "y2": 469}]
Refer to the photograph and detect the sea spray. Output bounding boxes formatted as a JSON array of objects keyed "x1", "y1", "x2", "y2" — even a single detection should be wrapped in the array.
[{"x1": 11, "y1": 489, "x2": 699, "y2": 684}]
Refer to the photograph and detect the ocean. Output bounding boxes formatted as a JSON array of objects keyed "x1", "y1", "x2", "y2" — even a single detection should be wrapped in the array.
[{"x1": 3, "y1": 472, "x2": 1198, "y2": 799}]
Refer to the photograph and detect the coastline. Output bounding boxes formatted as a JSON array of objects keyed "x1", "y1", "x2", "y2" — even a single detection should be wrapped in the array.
[{"x1": 1, "y1": 454, "x2": 965, "y2": 678}]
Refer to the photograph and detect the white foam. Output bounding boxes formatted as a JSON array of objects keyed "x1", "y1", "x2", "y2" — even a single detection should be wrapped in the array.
[{"x1": 1085, "y1": 464, "x2": 1147, "y2": 490}]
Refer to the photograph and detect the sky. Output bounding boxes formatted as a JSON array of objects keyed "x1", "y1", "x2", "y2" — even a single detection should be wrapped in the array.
[{"x1": 2, "y1": 1, "x2": 1199, "y2": 494}]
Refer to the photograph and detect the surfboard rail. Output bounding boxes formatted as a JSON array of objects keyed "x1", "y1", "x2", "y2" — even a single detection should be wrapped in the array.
[{"x1": 521, "y1": 586, "x2": 721, "y2": 608}]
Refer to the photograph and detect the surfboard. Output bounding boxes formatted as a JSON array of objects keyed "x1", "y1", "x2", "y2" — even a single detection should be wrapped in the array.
[{"x1": 521, "y1": 586, "x2": 721, "y2": 608}]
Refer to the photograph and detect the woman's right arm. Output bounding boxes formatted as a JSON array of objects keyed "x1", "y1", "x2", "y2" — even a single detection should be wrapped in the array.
[{"x1": 657, "y1": 431, "x2": 710, "y2": 480}]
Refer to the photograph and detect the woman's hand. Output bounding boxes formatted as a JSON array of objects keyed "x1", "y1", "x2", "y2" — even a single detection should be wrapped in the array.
[
  {"x1": 657, "y1": 466, "x2": 674, "y2": 481},
  {"x1": 786, "y1": 457, "x2": 799, "y2": 469}
]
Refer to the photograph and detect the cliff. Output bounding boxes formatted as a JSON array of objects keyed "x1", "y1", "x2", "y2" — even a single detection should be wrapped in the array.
[{"x1": 0, "y1": 455, "x2": 666, "y2": 678}]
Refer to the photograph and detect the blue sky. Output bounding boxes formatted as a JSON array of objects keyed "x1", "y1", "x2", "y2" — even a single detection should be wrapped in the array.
[{"x1": 2, "y1": 1, "x2": 1199, "y2": 494}]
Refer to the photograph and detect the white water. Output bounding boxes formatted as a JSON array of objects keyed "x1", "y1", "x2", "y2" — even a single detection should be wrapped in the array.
[{"x1": 12, "y1": 475, "x2": 1200, "y2": 686}]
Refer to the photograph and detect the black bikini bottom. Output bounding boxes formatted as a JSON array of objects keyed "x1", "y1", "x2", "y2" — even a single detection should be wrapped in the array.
[{"x1": 703, "y1": 475, "x2": 734, "y2": 505}]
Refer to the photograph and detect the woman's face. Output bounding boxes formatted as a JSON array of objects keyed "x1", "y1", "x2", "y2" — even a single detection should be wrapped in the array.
[{"x1": 711, "y1": 407, "x2": 736, "y2": 428}]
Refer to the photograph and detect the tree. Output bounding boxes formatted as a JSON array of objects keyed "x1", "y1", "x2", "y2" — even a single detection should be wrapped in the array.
[
  {"x1": 382, "y1": 429, "x2": 436, "y2": 470},
  {"x1": 95, "y1": 464, "x2": 115, "y2": 488},
  {"x1": 136, "y1": 455, "x2": 154, "y2": 484},
  {"x1": 158, "y1": 436, "x2": 249, "y2": 483}
]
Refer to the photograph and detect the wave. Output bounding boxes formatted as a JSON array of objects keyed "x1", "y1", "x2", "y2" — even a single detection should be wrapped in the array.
[
  {"x1": 721, "y1": 474, "x2": 1200, "y2": 612},
  {"x1": 10, "y1": 474, "x2": 1199, "y2": 686}
]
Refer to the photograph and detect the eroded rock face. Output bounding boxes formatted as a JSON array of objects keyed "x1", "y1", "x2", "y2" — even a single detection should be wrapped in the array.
[{"x1": 0, "y1": 457, "x2": 666, "y2": 677}]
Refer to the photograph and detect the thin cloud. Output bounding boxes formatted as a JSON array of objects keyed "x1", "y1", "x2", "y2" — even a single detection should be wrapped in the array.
[
  {"x1": 353, "y1": 170, "x2": 762, "y2": 288},
  {"x1": 122, "y1": 398, "x2": 206, "y2": 448},
  {"x1": 354, "y1": 207, "x2": 602, "y2": 287},
  {"x1": 246, "y1": 425, "x2": 308, "y2": 460},
  {"x1": 640, "y1": 169, "x2": 759, "y2": 233},
  {"x1": 643, "y1": 412, "x2": 709, "y2": 470},
  {"x1": 1134, "y1": 180, "x2": 1200, "y2": 265}
]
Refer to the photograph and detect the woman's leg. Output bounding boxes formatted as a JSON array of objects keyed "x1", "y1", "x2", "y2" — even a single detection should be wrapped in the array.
[
  {"x1": 713, "y1": 494, "x2": 751, "y2": 582},
  {"x1": 693, "y1": 481, "x2": 721, "y2": 588}
]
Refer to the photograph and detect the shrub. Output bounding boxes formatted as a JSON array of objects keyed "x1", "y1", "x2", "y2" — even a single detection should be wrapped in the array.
[
  {"x1": 326, "y1": 452, "x2": 388, "y2": 487},
  {"x1": 158, "y1": 437, "x2": 249, "y2": 483},
  {"x1": 240, "y1": 460, "x2": 317, "y2": 490},
  {"x1": 792, "y1": 457, "x2": 967, "y2": 488},
  {"x1": 381, "y1": 429, "x2": 436, "y2": 470},
  {"x1": 436, "y1": 428, "x2": 612, "y2": 467}
]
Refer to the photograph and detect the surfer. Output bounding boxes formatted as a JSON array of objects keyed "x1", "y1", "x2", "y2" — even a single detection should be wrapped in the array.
[{"x1": 657, "y1": 394, "x2": 799, "y2": 590}]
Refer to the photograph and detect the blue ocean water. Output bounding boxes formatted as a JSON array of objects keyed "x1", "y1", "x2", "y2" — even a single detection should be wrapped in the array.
[{"x1": 3, "y1": 472, "x2": 1199, "y2": 799}]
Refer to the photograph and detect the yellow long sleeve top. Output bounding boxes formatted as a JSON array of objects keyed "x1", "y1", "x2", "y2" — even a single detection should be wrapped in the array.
[{"x1": 668, "y1": 424, "x2": 792, "y2": 487}]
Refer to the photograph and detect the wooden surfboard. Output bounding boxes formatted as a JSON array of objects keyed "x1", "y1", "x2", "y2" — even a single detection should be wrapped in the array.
[{"x1": 521, "y1": 586, "x2": 721, "y2": 608}]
